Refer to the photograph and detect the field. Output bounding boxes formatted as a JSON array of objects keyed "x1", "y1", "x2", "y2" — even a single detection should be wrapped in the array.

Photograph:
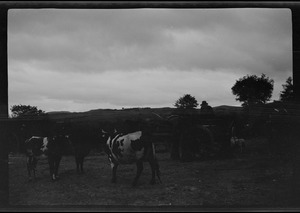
[{"x1": 8, "y1": 137, "x2": 297, "y2": 210}]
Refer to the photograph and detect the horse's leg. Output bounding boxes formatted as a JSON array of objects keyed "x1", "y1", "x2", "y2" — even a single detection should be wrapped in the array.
[
  {"x1": 111, "y1": 163, "x2": 118, "y2": 183},
  {"x1": 75, "y1": 156, "x2": 80, "y2": 174},
  {"x1": 80, "y1": 156, "x2": 84, "y2": 174},
  {"x1": 149, "y1": 158, "x2": 162, "y2": 184},
  {"x1": 26, "y1": 157, "x2": 32, "y2": 181},
  {"x1": 48, "y1": 156, "x2": 55, "y2": 181},
  {"x1": 32, "y1": 157, "x2": 37, "y2": 180},
  {"x1": 132, "y1": 160, "x2": 143, "y2": 187},
  {"x1": 148, "y1": 159, "x2": 157, "y2": 185},
  {"x1": 54, "y1": 156, "x2": 62, "y2": 179}
]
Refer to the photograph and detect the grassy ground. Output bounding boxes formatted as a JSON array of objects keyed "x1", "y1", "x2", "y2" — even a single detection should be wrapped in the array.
[{"x1": 8, "y1": 137, "x2": 297, "y2": 210}]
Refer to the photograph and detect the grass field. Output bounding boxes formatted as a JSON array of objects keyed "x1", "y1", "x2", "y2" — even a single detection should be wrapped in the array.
[{"x1": 8, "y1": 137, "x2": 297, "y2": 210}]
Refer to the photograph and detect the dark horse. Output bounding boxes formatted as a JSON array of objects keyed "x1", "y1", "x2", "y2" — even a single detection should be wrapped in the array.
[{"x1": 68, "y1": 130, "x2": 100, "y2": 174}]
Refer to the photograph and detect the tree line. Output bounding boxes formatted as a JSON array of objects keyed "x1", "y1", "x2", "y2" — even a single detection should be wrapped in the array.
[
  {"x1": 174, "y1": 74, "x2": 293, "y2": 110},
  {"x1": 10, "y1": 74, "x2": 294, "y2": 118}
]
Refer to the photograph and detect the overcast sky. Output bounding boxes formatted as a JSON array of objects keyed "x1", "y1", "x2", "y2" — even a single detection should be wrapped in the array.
[{"x1": 8, "y1": 8, "x2": 292, "y2": 113}]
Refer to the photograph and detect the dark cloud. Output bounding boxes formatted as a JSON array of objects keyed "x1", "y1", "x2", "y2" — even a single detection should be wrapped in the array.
[
  {"x1": 8, "y1": 9, "x2": 292, "y2": 112},
  {"x1": 9, "y1": 9, "x2": 291, "y2": 75}
]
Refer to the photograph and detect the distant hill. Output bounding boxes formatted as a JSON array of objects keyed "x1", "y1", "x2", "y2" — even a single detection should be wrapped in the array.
[
  {"x1": 46, "y1": 107, "x2": 174, "y2": 123},
  {"x1": 47, "y1": 111, "x2": 72, "y2": 114},
  {"x1": 213, "y1": 105, "x2": 243, "y2": 115},
  {"x1": 45, "y1": 105, "x2": 243, "y2": 123}
]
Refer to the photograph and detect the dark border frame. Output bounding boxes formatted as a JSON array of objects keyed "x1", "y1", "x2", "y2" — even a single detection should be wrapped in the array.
[{"x1": 1, "y1": 1, "x2": 300, "y2": 211}]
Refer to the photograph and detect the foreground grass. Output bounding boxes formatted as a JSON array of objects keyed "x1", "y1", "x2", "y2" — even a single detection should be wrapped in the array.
[{"x1": 8, "y1": 138, "x2": 296, "y2": 210}]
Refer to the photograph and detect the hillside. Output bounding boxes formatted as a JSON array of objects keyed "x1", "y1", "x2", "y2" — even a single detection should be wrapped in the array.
[
  {"x1": 46, "y1": 105, "x2": 243, "y2": 123},
  {"x1": 47, "y1": 107, "x2": 173, "y2": 122},
  {"x1": 213, "y1": 105, "x2": 243, "y2": 115}
]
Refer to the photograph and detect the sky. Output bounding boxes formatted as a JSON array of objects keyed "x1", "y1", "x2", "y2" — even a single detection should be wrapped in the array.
[{"x1": 8, "y1": 8, "x2": 292, "y2": 113}]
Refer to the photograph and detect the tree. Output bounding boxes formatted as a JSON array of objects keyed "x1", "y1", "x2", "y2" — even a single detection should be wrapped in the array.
[
  {"x1": 231, "y1": 74, "x2": 274, "y2": 107},
  {"x1": 200, "y1": 101, "x2": 214, "y2": 114},
  {"x1": 280, "y1": 76, "x2": 294, "y2": 102},
  {"x1": 174, "y1": 94, "x2": 199, "y2": 109},
  {"x1": 10, "y1": 104, "x2": 45, "y2": 118}
]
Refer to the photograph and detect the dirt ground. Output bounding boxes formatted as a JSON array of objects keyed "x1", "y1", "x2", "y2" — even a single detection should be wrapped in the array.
[{"x1": 8, "y1": 137, "x2": 298, "y2": 210}]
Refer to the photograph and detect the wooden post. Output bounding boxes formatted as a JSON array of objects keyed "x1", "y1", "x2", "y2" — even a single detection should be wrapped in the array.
[
  {"x1": 0, "y1": 8, "x2": 8, "y2": 207},
  {"x1": 293, "y1": 7, "x2": 300, "y2": 103},
  {"x1": 291, "y1": 7, "x2": 300, "y2": 206}
]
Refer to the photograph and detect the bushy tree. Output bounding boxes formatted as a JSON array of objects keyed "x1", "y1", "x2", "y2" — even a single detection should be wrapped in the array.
[
  {"x1": 231, "y1": 74, "x2": 274, "y2": 107},
  {"x1": 174, "y1": 94, "x2": 199, "y2": 109},
  {"x1": 200, "y1": 101, "x2": 214, "y2": 114},
  {"x1": 280, "y1": 76, "x2": 294, "y2": 102},
  {"x1": 10, "y1": 104, "x2": 45, "y2": 118}
]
